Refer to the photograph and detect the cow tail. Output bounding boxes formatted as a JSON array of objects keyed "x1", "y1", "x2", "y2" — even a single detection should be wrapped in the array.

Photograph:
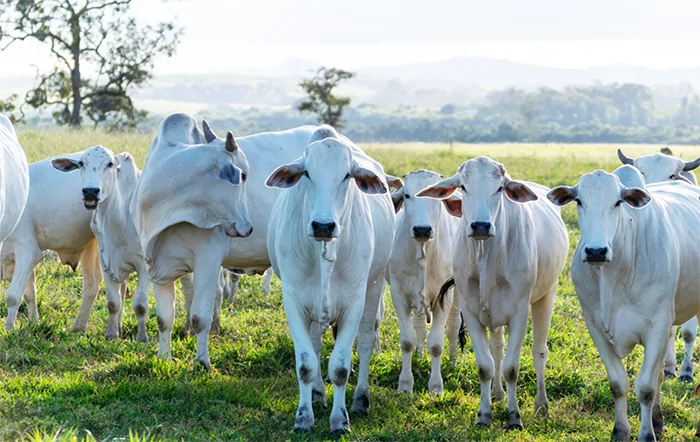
[
  {"x1": 437, "y1": 276, "x2": 455, "y2": 310},
  {"x1": 459, "y1": 312, "x2": 467, "y2": 352}
]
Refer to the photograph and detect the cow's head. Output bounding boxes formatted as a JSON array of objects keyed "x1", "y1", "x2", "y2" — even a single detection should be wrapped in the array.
[
  {"x1": 392, "y1": 169, "x2": 461, "y2": 242},
  {"x1": 52, "y1": 146, "x2": 136, "y2": 210},
  {"x1": 265, "y1": 125, "x2": 387, "y2": 242},
  {"x1": 618, "y1": 148, "x2": 700, "y2": 184},
  {"x1": 547, "y1": 169, "x2": 651, "y2": 265},
  {"x1": 417, "y1": 156, "x2": 536, "y2": 240}
]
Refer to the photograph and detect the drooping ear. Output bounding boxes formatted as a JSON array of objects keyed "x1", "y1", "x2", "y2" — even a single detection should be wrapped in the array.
[
  {"x1": 351, "y1": 164, "x2": 388, "y2": 194},
  {"x1": 218, "y1": 163, "x2": 241, "y2": 186},
  {"x1": 391, "y1": 189, "x2": 404, "y2": 213},
  {"x1": 51, "y1": 158, "x2": 81, "y2": 172},
  {"x1": 547, "y1": 186, "x2": 577, "y2": 206},
  {"x1": 115, "y1": 152, "x2": 133, "y2": 168},
  {"x1": 202, "y1": 120, "x2": 218, "y2": 143},
  {"x1": 225, "y1": 132, "x2": 238, "y2": 153},
  {"x1": 504, "y1": 180, "x2": 538, "y2": 203},
  {"x1": 265, "y1": 162, "x2": 305, "y2": 188},
  {"x1": 622, "y1": 187, "x2": 651, "y2": 208},
  {"x1": 385, "y1": 174, "x2": 404, "y2": 191},
  {"x1": 442, "y1": 194, "x2": 462, "y2": 217},
  {"x1": 416, "y1": 174, "x2": 460, "y2": 199}
]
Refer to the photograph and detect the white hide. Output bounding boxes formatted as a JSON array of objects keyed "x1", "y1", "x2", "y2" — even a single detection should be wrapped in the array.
[
  {"x1": 0, "y1": 114, "x2": 29, "y2": 243},
  {"x1": 387, "y1": 170, "x2": 461, "y2": 395},
  {"x1": 2, "y1": 151, "x2": 102, "y2": 331},
  {"x1": 418, "y1": 156, "x2": 568, "y2": 430},
  {"x1": 548, "y1": 171, "x2": 700, "y2": 442},
  {"x1": 267, "y1": 125, "x2": 394, "y2": 433}
]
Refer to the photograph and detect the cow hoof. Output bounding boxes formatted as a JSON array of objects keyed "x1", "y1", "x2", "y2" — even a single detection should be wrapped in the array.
[
  {"x1": 397, "y1": 383, "x2": 413, "y2": 394},
  {"x1": 330, "y1": 426, "x2": 350, "y2": 437},
  {"x1": 476, "y1": 411, "x2": 492, "y2": 427},
  {"x1": 293, "y1": 426, "x2": 310, "y2": 434},
  {"x1": 679, "y1": 373, "x2": 694, "y2": 383},
  {"x1": 534, "y1": 396, "x2": 550, "y2": 417},
  {"x1": 351, "y1": 391, "x2": 370, "y2": 416},
  {"x1": 71, "y1": 325, "x2": 86, "y2": 334},
  {"x1": 663, "y1": 369, "x2": 676, "y2": 380},
  {"x1": 638, "y1": 432, "x2": 656, "y2": 442},
  {"x1": 136, "y1": 331, "x2": 148, "y2": 343},
  {"x1": 611, "y1": 422, "x2": 631, "y2": 442},
  {"x1": 506, "y1": 410, "x2": 522, "y2": 431},
  {"x1": 196, "y1": 357, "x2": 212, "y2": 371},
  {"x1": 294, "y1": 405, "x2": 314, "y2": 431},
  {"x1": 506, "y1": 423, "x2": 524, "y2": 431},
  {"x1": 330, "y1": 408, "x2": 350, "y2": 435},
  {"x1": 105, "y1": 331, "x2": 119, "y2": 340},
  {"x1": 652, "y1": 404, "x2": 664, "y2": 436}
]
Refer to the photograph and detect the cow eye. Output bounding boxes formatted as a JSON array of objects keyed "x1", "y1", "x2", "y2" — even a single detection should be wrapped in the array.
[
  {"x1": 615, "y1": 200, "x2": 623, "y2": 207},
  {"x1": 241, "y1": 172, "x2": 247, "y2": 182},
  {"x1": 78, "y1": 161, "x2": 83, "y2": 168},
  {"x1": 497, "y1": 186, "x2": 503, "y2": 193},
  {"x1": 460, "y1": 185, "x2": 466, "y2": 191},
  {"x1": 344, "y1": 173, "x2": 351, "y2": 181},
  {"x1": 302, "y1": 170, "x2": 310, "y2": 179},
  {"x1": 107, "y1": 162, "x2": 114, "y2": 168},
  {"x1": 404, "y1": 194, "x2": 411, "y2": 200},
  {"x1": 670, "y1": 175, "x2": 676, "y2": 180},
  {"x1": 574, "y1": 198, "x2": 582, "y2": 206}
]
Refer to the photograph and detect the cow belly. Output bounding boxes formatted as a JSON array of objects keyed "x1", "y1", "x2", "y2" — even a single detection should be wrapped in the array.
[{"x1": 675, "y1": 294, "x2": 700, "y2": 325}]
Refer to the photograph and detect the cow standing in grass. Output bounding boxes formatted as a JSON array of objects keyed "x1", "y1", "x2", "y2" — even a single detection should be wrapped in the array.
[
  {"x1": 548, "y1": 169, "x2": 700, "y2": 442},
  {"x1": 618, "y1": 147, "x2": 700, "y2": 383},
  {"x1": 418, "y1": 157, "x2": 568, "y2": 430},
  {"x1": 266, "y1": 125, "x2": 394, "y2": 434},
  {"x1": 387, "y1": 169, "x2": 461, "y2": 395}
]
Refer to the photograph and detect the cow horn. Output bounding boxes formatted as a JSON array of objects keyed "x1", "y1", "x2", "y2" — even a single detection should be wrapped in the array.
[
  {"x1": 684, "y1": 157, "x2": 700, "y2": 171},
  {"x1": 225, "y1": 132, "x2": 238, "y2": 153},
  {"x1": 617, "y1": 148, "x2": 634, "y2": 165},
  {"x1": 202, "y1": 120, "x2": 217, "y2": 143}
]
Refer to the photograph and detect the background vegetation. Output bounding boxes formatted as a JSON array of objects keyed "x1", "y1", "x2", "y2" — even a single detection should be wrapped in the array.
[{"x1": 1, "y1": 132, "x2": 699, "y2": 441}]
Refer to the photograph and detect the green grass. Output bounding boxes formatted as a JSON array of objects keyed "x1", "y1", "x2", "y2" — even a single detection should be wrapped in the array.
[{"x1": 2, "y1": 131, "x2": 700, "y2": 441}]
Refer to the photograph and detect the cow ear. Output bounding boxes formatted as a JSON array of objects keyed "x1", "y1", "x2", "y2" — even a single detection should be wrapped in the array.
[
  {"x1": 416, "y1": 175, "x2": 459, "y2": 199},
  {"x1": 52, "y1": 158, "x2": 80, "y2": 172},
  {"x1": 442, "y1": 195, "x2": 462, "y2": 217},
  {"x1": 391, "y1": 189, "x2": 404, "y2": 213},
  {"x1": 352, "y1": 165, "x2": 388, "y2": 195},
  {"x1": 219, "y1": 163, "x2": 241, "y2": 186},
  {"x1": 504, "y1": 180, "x2": 538, "y2": 203},
  {"x1": 622, "y1": 187, "x2": 651, "y2": 208},
  {"x1": 385, "y1": 174, "x2": 404, "y2": 191},
  {"x1": 115, "y1": 152, "x2": 133, "y2": 168},
  {"x1": 266, "y1": 162, "x2": 305, "y2": 188},
  {"x1": 547, "y1": 186, "x2": 576, "y2": 206}
]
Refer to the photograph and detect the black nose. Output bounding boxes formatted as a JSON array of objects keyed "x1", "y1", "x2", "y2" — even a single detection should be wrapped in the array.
[
  {"x1": 470, "y1": 222, "x2": 492, "y2": 235},
  {"x1": 82, "y1": 188, "x2": 100, "y2": 198},
  {"x1": 311, "y1": 221, "x2": 336, "y2": 238},
  {"x1": 584, "y1": 247, "x2": 609, "y2": 262},
  {"x1": 412, "y1": 226, "x2": 433, "y2": 239}
]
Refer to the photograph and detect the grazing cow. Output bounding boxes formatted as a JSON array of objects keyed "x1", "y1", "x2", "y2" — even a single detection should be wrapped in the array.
[
  {"x1": 418, "y1": 157, "x2": 568, "y2": 430},
  {"x1": 266, "y1": 125, "x2": 394, "y2": 434},
  {"x1": 0, "y1": 114, "x2": 29, "y2": 243},
  {"x1": 619, "y1": 147, "x2": 700, "y2": 382},
  {"x1": 2, "y1": 151, "x2": 103, "y2": 331},
  {"x1": 548, "y1": 170, "x2": 700, "y2": 442},
  {"x1": 387, "y1": 169, "x2": 461, "y2": 395}
]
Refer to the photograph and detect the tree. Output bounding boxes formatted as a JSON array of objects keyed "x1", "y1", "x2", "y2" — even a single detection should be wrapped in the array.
[
  {"x1": 297, "y1": 67, "x2": 354, "y2": 129},
  {"x1": 0, "y1": 0, "x2": 182, "y2": 129},
  {"x1": 0, "y1": 94, "x2": 20, "y2": 123}
]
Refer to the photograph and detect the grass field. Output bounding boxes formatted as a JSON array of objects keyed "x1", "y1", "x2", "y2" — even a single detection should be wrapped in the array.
[{"x1": 2, "y1": 130, "x2": 700, "y2": 441}]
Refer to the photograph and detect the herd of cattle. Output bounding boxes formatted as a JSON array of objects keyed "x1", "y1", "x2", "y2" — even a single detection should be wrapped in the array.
[{"x1": 2, "y1": 112, "x2": 700, "y2": 440}]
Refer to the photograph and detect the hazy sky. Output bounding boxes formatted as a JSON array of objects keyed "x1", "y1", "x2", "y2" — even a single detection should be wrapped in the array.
[{"x1": 2, "y1": 0, "x2": 700, "y2": 76}]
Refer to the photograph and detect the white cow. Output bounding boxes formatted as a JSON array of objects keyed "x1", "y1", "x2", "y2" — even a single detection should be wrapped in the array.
[
  {"x1": 387, "y1": 169, "x2": 461, "y2": 395},
  {"x1": 2, "y1": 151, "x2": 102, "y2": 332},
  {"x1": 618, "y1": 147, "x2": 700, "y2": 382},
  {"x1": 547, "y1": 169, "x2": 700, "y2": 442},
  {"x1": 0, "y1": 114, "x2": 29, "y2": 243},
  {"x1": 131, "y1": 113, "x2": 252, "y2": 369},
  {"x1": 418, "y1": 157, "x2": 568, "y2": 430},
  {"x1": 266, "y1": 125, "x2": 394, "y2": 434}
]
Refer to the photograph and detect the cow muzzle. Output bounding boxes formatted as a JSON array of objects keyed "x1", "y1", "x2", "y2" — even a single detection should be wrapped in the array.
[
  {"x1": 583, "y1": 246, "x2": 611, "y2": 265},
  {"x1": 412, "y1": 225, "x2": 433, "y2": 242},
  {"x1": 82, "y1": 187, "x2": 100, "y2": 210},
  {"x1": 468, "y1": 221, "x2": 494, "y2": 240},
  {"x1": 311, "y1": 220, "x2": 337, "y2": 242}
]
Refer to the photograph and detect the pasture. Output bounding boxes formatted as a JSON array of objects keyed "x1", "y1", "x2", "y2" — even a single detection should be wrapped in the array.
[{"x1": 1, "y1": 130, "x2": 700, "y2": 441}]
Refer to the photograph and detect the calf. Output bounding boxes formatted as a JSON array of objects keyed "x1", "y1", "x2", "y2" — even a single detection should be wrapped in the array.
[
  {"x1": 387, "y1": 170, "x2": 461, "y2": 395},
  {"x1": 548, "y1": 169, "x2": 700, "y2": 442},
  {"x1": 418, "y1": 157, "x2": 568, "y2": 430},
  {"x1": 266, "y1": 125, "x2": 394, "y2": 434}
]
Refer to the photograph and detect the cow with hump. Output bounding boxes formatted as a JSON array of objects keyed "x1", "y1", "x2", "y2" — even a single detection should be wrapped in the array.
[
  {"x1": 266, "y1": 125, "x2": 394, "y2": 434},
  {"x1": 548, "y1": 168, "x2": 700, "y2": 442},
  {"x1": 618, "y1": 147, "x2": 700, "y2": 383},
  {"x1": 418, "y1": 156, "x2": 568, "y2": 430},
  {"x1": 387, "y1": 169, "x2": 461, "y2": 396}
]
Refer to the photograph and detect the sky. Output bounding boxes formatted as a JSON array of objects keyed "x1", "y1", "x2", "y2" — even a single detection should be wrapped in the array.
[{"x1": 2, "y1": 0, "x2": 700, "y2": 76}]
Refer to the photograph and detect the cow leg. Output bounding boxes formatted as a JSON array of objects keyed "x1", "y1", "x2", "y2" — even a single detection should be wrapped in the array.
[
  {"x1": 190, "y1": 259, "x2": 223, "y2": 370},
  {"x1": 309, "y1": 322, "x2": 327, "y2": 406},
  {"x1": 227, "y1": 272, "x2": 240, "y2": 303},
  {"x1": 427, "y1": 293, "x2": 453, "y2": 396},
  {"x1": 652, "y1": 366, "x2": 664, "y2": 436},
  {"x1": 503, "y1": 307, "x2": 529, "y2": 431},
  {"x1": 5, "y1": 245, "x2": 41, "y2": 330},
  {"x1": 351, "y1": 279, "x2": 384, "y2": 415},
  {"x1": 390, "y1": 283, "x2": 416, "y2": 393},
  {"x1": 153, "y1": 282, "x2": 176, "y2": 360},
  {"x1": 678, "y1": 316, "x2": 697, "y2": 383},
  {"x1": 262, "y1": 268, "x2": 272, "y2": 296},
  {"x1": 531, "y1": 285, "x2": 556, "y2": 415},
  {"x1": 104, "y1": 276, "x2": 123, "y2": 339},
  {"x1": 284, "y1": 294, "x2": 317, "y2": 431},
  {"x1": 180, "y1": 273, "x2": 194, "y2": 334},
  {"x1": 462, "y1": 310, "x2": 495, "y2": 427},
  {"x1": 23, "y1": 270, "x2": 38, "y2": 322},
  {"x1": 133, "y1": 266, "x2": 150, "y2": 343},
  {"x1": 211, "y1": 269, "x2": 224, "y2": 336},
  {"x1": 73, "y1": 239, "x2": 102, "y2": 332},
  {"x1": 490, "y1": 326, "x2": 505, "y2": 402},
  {"x1": 445, "y1": 299, "x2": 461, "y2": 360},
  {"x1": 664, "y1": 326, "x2": 677, "y2": 379},
  {"x1": 636, "y1": 324, "x2": 671, "y2": 442},
  {"x1": 412, "y1": 309, "x2": 427, "y2": 355}
]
